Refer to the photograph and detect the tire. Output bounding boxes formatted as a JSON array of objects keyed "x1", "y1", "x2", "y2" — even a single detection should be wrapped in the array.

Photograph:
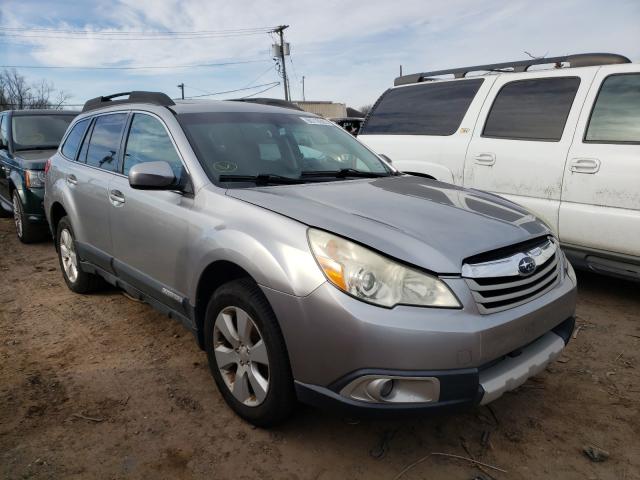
[
  {"x1": 204, "y1": 278, "x2": 295, "y2": 427},
  {"x1": 56, "y1": 216, "x2": 103, "y2": 294},
  {"x1": 12, "y1": 191, "x2": 47, "y2": 243}
]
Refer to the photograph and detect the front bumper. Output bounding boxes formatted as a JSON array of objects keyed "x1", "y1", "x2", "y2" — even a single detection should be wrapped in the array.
[
  {"x1": 261, "y1": 266, "x2": 576, "y2": 414},
  {"x1": 295, "y1": 317, "x2": 574, "y2": 416}
]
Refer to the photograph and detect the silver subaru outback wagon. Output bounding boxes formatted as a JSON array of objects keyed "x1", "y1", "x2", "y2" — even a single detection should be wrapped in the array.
[{"x1": 44, "y1": 91, "x2": 577, "y2": 426}]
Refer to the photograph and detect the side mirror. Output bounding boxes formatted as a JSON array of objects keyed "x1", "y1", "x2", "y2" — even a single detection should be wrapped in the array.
[
  {"x1": 379, "y1": 154, "x2": 392, "y2": 164},
  {"x1": 129, "y1": 161, "x2": 177, "y2": 190}
]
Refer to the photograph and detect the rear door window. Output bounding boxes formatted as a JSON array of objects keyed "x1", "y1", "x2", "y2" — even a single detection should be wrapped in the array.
[
  {"x1": 361, "y1": 79, "x2": 483, "y2": 136},
  {"x1": 85, "y1": 113, "x2": 128, "y2": 172},
  {"x1": 123, "y1": 113, "x2": 183, "y2": 178},
  {"x1": 61, "y1": 119, "x2": 90, "y2": 160},
  {"x1": 483, "y1": 77, "x2": 580, "y2": 141},
  {"x1": 585, "y1": 73, "x2": 640, "y2": 143}
]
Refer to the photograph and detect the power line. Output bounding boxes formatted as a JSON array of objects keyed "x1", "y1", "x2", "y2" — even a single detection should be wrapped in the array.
[
  {"x1": 0, "y1": 59, "x2": 270, "y2": 70},
  {"x1": 242, "y1": 64, "x2": 277, "y2": 89},
  {"x1": 0, "y1": 26, "x2": 277, "y2": 35},
  {"x1": 0, "y1": 31, "x2": 274, "y2": 41},
  {"x1": 237, "y1": 83, "x2": 280, "y2": 99},
  {"x1": 183, "y1": 81, "x2": 280, "y2": 99}
]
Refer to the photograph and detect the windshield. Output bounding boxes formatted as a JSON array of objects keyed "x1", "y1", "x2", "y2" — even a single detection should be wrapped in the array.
[
  {"x1": 178, "y1": 112, "x2": 391, "y2": 184},
  {"x1": 12, "y1": 114, "x2": 76, "y2": 151}
]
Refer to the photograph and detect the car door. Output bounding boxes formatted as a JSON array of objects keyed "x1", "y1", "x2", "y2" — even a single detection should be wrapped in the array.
[
  {"x1": 108, "y1": 112, "x2": 193, "y2": 317},
  {"x1": 560, "y1": 67, "x2": 640, "y2": 265},
  {"x1": 68, "y1": 112, "x2": 128, "y2": 273},
  {"x1": 0, "y1": 113, "x2": 11, "y2": 206},
  {"x1": 463, "y1": 69, "x2": 596, "y2": 234}
]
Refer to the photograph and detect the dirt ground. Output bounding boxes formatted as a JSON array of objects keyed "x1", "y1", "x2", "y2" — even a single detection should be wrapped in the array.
[{"x1": 0, "y1": 217, "x2": 638, "y2": 480}]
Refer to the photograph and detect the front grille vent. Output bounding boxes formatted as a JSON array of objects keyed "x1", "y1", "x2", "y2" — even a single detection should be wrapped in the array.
[{"x1": 462, "y1": 237, "x2": 561, "y2": 314}]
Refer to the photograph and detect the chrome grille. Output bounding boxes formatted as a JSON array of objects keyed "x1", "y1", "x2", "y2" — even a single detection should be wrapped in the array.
[{"x1": 462, "y1": 237, "x2": 561, "y2": 314}]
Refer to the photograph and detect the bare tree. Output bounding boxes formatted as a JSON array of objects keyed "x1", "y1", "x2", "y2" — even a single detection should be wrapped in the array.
[
  {"x1": 359, "y1": 104, "x2": 374, "y2": 116},
  {"x1": 0, "y1": 68, "x2": 71, "y2": 110},
  {"x1": 1, "y1": 69, "x2": 31, "y2": 110}
]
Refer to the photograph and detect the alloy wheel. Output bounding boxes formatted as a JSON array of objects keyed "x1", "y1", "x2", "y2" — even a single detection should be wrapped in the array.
[
  {"x1": 59, "y1": 229, "x2": 78, "y2": 283},
  {"x1": 213, "y1": 306, "x2": 270, "y2": 406},
  {"x1": 12, "y1": 195, "x2": 23, "y2": 239}
]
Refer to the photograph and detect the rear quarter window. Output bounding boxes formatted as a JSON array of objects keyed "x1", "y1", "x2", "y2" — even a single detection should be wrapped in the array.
[
  {"x1": 361, "y1": 79, "x2": 484, "y2": 136},
  {"x1": 61, "y1": 119, "x2": 90, "y2": 160},
  {"x1": 482, "y1": 77, "x2": 580, "y2": 141}
]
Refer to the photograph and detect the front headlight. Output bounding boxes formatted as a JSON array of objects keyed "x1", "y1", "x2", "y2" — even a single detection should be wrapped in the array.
[
  {"x1": 25, "y1": 170, "x2": 45, "y2": 189},
  {"x1": 308, "y1": 229, "x2": 461, "y2": 308}
]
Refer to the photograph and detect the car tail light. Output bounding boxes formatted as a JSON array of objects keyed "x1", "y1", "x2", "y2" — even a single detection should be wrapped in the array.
[{"x1": 44, "y1": 158, "x2": 52, "y2": 174}]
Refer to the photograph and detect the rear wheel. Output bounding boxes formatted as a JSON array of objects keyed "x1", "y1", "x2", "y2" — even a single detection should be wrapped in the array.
[
  {"x1": 204, "y1": 278, "x2": 295, "y2": 427},
  {"x1": 56, "y1": 216, "x2": 102, "y2": 293},
  {"x1": 12, "y1": 191, "x2": 47, "y2": 243}
]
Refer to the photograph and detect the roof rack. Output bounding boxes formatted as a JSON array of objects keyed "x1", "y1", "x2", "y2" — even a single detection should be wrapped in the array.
[
  {"x1": 394, "y1": 53, "x2": 631, "y2": 86},
  {"x1": 82, "y1": 91, "x2": 175, "y2": 112},
  {"x1": 230, "y1": 97, "x2": 303, "y2": 111}
]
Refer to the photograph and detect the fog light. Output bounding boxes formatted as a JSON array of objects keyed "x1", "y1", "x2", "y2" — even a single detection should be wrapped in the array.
[{"x1": 340, "y1": 375, "x2": 440, "y2": 404}]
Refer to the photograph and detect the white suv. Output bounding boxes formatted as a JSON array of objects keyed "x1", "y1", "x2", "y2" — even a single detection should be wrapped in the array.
[{"x1": 358, "y1": 53, "x2": 639, "y2": 281}]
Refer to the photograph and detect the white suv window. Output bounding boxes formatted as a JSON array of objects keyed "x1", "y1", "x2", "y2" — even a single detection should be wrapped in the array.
[
  {"x1": 483, "y1": 77, "x2": 580, "y2": 141},
  {"x1": 361, "y1": 79, "x2": 484, "y2": 136},
  {"x1": 585, "y1": 73, "x2": 640, "y2": 144}
]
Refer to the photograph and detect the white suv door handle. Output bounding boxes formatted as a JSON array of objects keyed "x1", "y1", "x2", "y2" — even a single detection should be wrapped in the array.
[
  {"x1": 570, "y1": 157, "x2": 601, "y2": 174},
  {"x1": 474, "y1": 152, "x2": 496, "y2": 166},
  {"x1": 66, "y1": 174, "x2": 77, "y2": 185}
]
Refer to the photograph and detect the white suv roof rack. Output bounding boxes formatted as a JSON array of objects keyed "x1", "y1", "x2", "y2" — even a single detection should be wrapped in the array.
[{"x1": 394, "y1": 53, "x2": 631, "y2": 86}]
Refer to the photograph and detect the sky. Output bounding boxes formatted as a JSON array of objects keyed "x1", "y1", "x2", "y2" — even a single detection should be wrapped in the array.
[{"x1": 1, "y1": 0, "x2": 639, "y2": 110}]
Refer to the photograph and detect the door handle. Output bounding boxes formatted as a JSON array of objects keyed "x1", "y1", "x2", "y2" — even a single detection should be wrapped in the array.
[
  {"x1": 474, "y1": 152, "x2": 496, "y2": 166},
  {"x1": 109, "y1": 189, "x2": 125, "y2": 206},
  {"x1": 570, "y1": 157, "x2": 600, "y2": 174},
  {"x1": 66, "y1": 174, "x2": 77, "y2": 185}
]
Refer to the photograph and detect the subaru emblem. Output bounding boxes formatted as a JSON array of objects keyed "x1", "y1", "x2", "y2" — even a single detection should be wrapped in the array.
[{"x1": 518, "y1": 256, "x2": 536, "y2": 276}]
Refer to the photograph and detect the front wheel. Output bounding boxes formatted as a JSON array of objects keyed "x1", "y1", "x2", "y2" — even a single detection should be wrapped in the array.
[
  {"x1": 204, "y1": 279, "x2": 295, "y2": 427},
  {"x1": 12, "y1": 191, "x2": 47, "y2": 243}
]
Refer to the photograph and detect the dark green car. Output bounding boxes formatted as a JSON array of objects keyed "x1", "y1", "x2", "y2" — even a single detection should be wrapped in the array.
[{"x1": 0, "y1": 109, "x2": 78, "y2": 242}]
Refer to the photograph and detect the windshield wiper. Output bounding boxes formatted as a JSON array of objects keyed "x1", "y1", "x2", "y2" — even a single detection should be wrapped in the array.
[
  {"x1": 301, "y1": 168, "x2": 390, "y2": 178},
  {"x1": 218, "y1": 174, "x2": 305, "y2": 185},
  {"x1": 15, "y1": 145, "x2": 58, "y2": 151}
]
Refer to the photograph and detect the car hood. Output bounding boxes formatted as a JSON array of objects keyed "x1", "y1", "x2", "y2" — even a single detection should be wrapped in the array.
[
  {"x1": 226, "y1": 175, "x2": 550, "y2": 273},
  {"x1": 14, "y1": 149, "x2": 57, "y2": 170}
]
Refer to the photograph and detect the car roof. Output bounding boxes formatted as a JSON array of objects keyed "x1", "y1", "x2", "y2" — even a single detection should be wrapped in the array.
[
  {"x1": 7, "y1": 109, "x2": 79, "y2": 116},
  {"x1": 170, "y1": 99, "x2": 314, "y2": 116}
]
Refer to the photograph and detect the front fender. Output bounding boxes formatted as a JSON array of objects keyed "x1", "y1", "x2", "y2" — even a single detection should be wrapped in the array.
[{"x1": 187, "y1": 195, "x2": 326, "y2": 301}]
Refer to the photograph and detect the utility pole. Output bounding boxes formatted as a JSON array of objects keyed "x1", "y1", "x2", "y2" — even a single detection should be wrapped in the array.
[
  {"x1": 177, "y1": 83, "x2": 185, "y2": 100},
  {"x1": 274, "y1": 25, "x2": 290, "y2": 101},
  {"x1": 399, "y1": 65, "x2": 403, "y2": 76},
  {"x1": 302, "y1": 75, "x2": 305, "y2": 101}
]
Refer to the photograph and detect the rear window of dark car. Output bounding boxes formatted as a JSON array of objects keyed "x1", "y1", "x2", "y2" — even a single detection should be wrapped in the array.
[
  {"x1": 11, "y1": 114, "x2": 76, "y2": 151},
  {"x1": 360, "y1": 79, "x2": 483, "y2": 136},
  {"x1": 482, "y1": 77, "x2": 580, "y2": 141}
]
